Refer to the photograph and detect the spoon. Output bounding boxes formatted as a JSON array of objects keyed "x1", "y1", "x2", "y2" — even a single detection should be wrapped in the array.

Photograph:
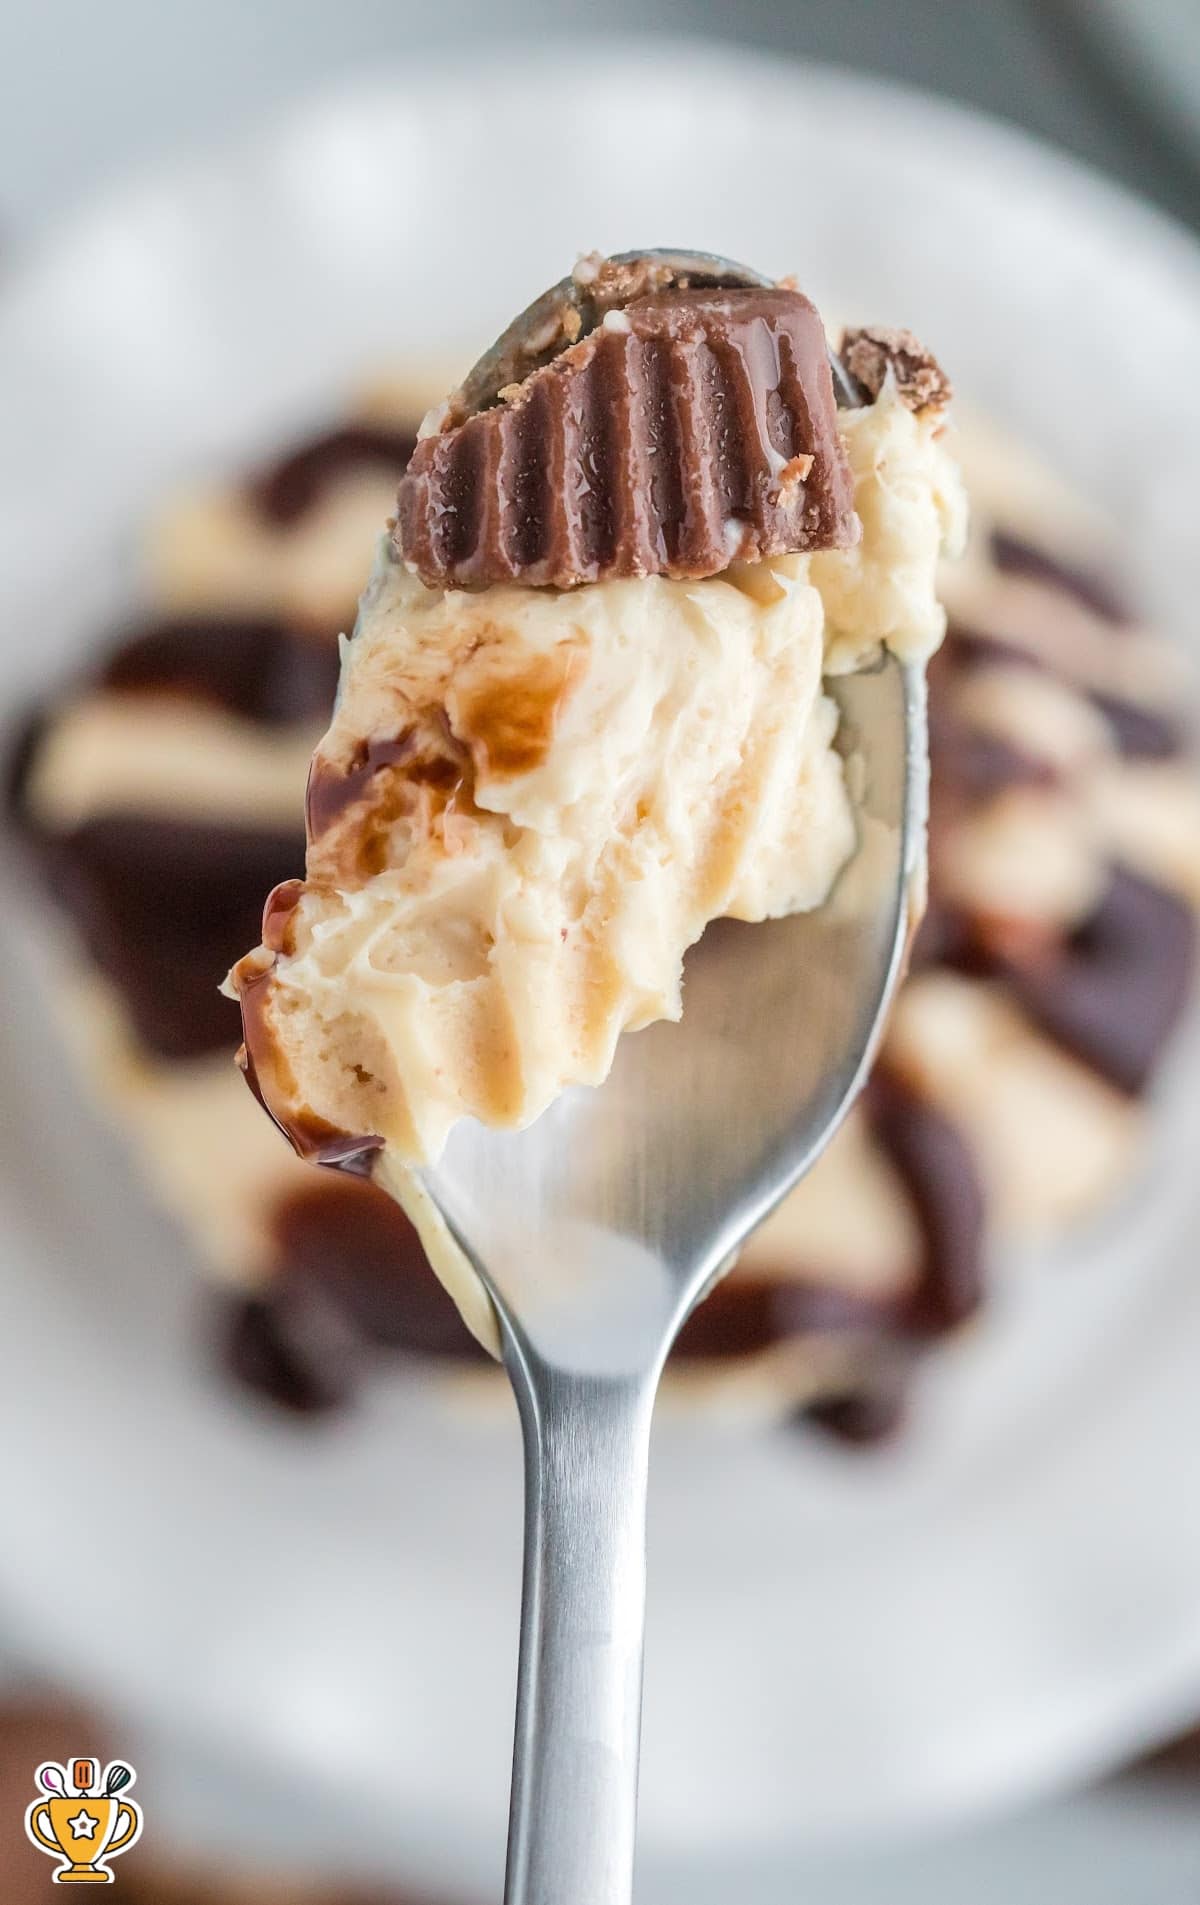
[{"x1": 419, "y1": 253, "x2": 926, "y2": 1905}]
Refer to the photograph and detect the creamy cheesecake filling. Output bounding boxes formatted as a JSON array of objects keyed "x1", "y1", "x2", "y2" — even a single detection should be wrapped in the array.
[
  {"x1": 229, "y1": 384, "x2": 965, "y2": 1172},
  {"x1": 242, "y1": 554, "x2": 854, "y2": 1164},
  {"x1": 812, "y1": 388, "x2": 964, "y2": 671}
]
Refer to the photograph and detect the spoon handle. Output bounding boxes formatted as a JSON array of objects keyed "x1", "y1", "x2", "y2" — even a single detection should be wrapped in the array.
[{"x1": 502, "y1": 1359, "x2": 658, "y2": 1905}]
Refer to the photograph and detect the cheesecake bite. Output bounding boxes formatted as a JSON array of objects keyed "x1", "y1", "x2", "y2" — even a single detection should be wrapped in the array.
[{"x1": 226, "y1": 258, "x2": 963, "y2": 1194}]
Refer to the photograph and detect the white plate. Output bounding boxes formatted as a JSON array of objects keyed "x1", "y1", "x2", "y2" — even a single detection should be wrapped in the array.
[{"x1": 2, "y1": 43, "x2": 1200, "y2": 1897}]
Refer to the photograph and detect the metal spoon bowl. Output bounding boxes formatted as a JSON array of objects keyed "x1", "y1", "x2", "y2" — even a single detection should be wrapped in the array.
[{"x1": 419, "y1": 253, "x2": 926, "y2": 1905}]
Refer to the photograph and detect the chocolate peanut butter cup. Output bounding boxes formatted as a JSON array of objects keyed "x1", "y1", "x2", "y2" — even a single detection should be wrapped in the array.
[{"x1": 396, "y1": 274, "x2": 858, "y2": 590}]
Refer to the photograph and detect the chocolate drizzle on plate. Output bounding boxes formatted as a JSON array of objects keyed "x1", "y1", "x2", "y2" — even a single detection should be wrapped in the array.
[
  {"x1": 7, "y1": 611, "x2": 320, "y2": 1059},
  {"x1": 248, "y1": 422, "x2": 417, "y2": 528},
  {"x1": 99, "y1": 614, "x2": 342, "y2": 724},
  {"x1": 1089, "y1": 690, "x2": 1185, "y2": 762},
  {"x1": 672, "y1": 1275, "x2": 898, "y2": 1362},
  {"x1": 668, "y1": 1064, "x2": 986, "y2": 1385},
  {"x1": 869, "y1": 1069, "x2": 987, "y2": 1334},
  {"x1": 927, "y1": 681, "x2": 1059, "y2": 803},
  {"x1": 803, "y1": 1379, "x2": 910, "y2": 1447},
  {"x1": 1000, "y1": 867, "x2": 1196, "y2": 1096},
  {"x1": 989, "y1": 528, "x2": 1131, "y2": 625},
  {"x1": 26, "y1": 811, "x2": 304, "y2": 1060},
  {"x1": 223, "y1": 1177, "x2": 483, "y2": 1415},
  {"x1": 919, "y1": 616, "x2": 1197, "y2": 1095},
  {"x1": 948, "y1": 627, "x2": 1189, "y2": 765}
]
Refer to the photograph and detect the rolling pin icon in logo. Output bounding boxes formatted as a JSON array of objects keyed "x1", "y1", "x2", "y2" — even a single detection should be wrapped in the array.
[{"x1": 26, "y1": 1757, "x2": 142, "y2": 1884}]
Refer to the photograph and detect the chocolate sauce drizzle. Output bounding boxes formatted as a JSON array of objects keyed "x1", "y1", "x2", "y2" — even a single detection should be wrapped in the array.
[
  {"x1": 1089, "y1": 691, "x2": 1184, "y2": 762},
  {"x1": 947, "y1": 619, "x2": 1189, "y2": 763},
  {"x1": 1001, "y1": 867, "x2": 1196, "y2": 1097},
  {"x1": 236, "y1": 958, "x2": 384, "y2": 1176},
  {"x1": 869, "y1": 1069, "x2": 987, "y2": 1333},
  {"x1": 990, "y1": 527, "x2": 1131, "y2": 626},
  {"x1": 803, "y1": 1379, "x2": 910, "y2": 1447},
  {"x1": 305, "y1": 728, "x2": 464, "y2": 843},
  {"x1": 31, "y1": 813, "x2": 304, "y2": 1060},
  {"x1": 248, "y1": 423, "x2": 417, "y2": 528},
  {"x1": 673, "y1": 1277, "x2": 899, "y2": 1361},
  {"x1": 922, "y1": 620, "x2": 1196, "y2": 1096},
  {"x1": 224, "y1": 1177, "x2": 483, "y2": 1415},
  {"x1": 100, "y1": 613, "x2": 342, "y2": 724}
]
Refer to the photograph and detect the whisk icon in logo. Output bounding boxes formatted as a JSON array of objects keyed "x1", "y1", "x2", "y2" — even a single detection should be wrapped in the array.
[{"x1": 26, "y1": 1757, "x2": 142, "y2": 1884}]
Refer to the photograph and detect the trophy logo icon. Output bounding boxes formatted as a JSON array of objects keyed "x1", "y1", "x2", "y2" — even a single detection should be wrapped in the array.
[{"x1": 25, "y1": 1757, "x2": 142, "y2": 1884}]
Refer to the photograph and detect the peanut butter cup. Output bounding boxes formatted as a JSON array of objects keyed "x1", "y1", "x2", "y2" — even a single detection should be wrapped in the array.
[{"x1": 396, "y1": 282, "x2": 858, "y2": 590}]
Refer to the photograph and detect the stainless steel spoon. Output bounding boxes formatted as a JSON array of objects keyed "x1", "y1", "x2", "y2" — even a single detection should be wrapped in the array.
[{"x1": 419, "y1": 254, "x2": 926, "y2": 1905}]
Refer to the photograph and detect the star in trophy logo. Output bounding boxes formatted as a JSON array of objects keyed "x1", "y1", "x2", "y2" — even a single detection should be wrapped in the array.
[{"x1": 25, "y1": 1756, "x2": 142, "y2": 1884}]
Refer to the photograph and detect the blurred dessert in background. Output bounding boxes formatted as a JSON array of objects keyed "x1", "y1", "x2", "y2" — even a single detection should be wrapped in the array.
[{"x1": 9, "y1": 363, "x2": 1198, "y2": 1439}]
